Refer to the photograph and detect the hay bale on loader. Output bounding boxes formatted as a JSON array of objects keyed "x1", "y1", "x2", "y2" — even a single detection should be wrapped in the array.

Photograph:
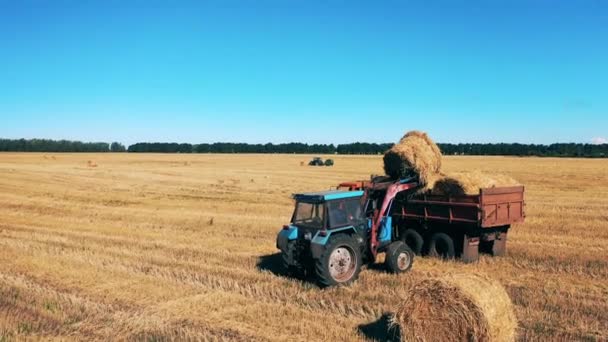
[
  {"x1": 424, "y1": 171, "x2": 520, "y2": 196},
  {"x1": 391, "y1": 273, "x2": 517, "y2": 342},
  {"x1": 383, "y1": 130, "x2": 521, "y2": 197},
  {"x1": 383, "y1": 131, "x2": 442, "y2": 185}
]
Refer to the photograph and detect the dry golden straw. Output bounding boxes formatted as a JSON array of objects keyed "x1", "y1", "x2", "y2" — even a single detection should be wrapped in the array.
[
  {"x1": 391, "y1": 273, "x2": 517, "y2": 342},
  {"x1": 383, "y1": 131, "x2": 442, "y2": 185},
  {"x1": 0, "y1": 153, "x2": 605, "y2": 340},
  {"x1": 424, "y1": 171, "x2": 520, "y2": 196}
]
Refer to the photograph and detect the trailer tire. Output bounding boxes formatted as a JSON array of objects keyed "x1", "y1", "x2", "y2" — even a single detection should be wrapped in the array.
[
  {"x1": 315, "y1": 235, "x2": 361, "y2": 287},
  {"x1": 428, "y1": 233, "x2": 456, "y2": 259},
  {"x1": 282, "y1": 241, "x2": 306, "y2": 278},
  {"x1": 402, "y1": 229, "x2": 424, "y2": 255},
  {"x1": 385, "y1": 241, "x2": 414, "y2": 274}
]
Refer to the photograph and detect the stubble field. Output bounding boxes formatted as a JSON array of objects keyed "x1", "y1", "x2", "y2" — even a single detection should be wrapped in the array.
[{"x1": 0, "y1": 153, "x2": 606, "y2": 341}]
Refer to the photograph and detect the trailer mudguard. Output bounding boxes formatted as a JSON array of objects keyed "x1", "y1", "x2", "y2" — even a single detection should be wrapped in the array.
[
  {"x1": 276, "y1": 225, "x2": 298, "y2": 252},
  {"x1": 310, "y1": 226, "x2": 356, "y2": 259}
]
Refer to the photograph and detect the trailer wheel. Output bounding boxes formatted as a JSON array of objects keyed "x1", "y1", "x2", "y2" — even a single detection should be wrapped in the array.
[
  {"x1": 428, "y1": 233, "x2": 455, "y2": 259},
  {"x1": 385, "y1": 241, "x2": 414, "y2": 274},
  {"x1": 315, "y1": 235, "x2": 361, "y2": 287},
  {"x1": 282, "y1": 241, "x2": 306, "y2": 278},
  {"x1": 402, "y1": 229, "x2": 424, "y2": 255}
]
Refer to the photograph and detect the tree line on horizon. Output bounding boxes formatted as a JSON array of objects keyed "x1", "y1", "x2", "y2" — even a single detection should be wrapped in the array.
[
  {"x1": 0, "y1": 138, "x2": 606, "y2": 157},
  {"x1": 0, "y1": 139, "x2": 126, "y2": 153}
]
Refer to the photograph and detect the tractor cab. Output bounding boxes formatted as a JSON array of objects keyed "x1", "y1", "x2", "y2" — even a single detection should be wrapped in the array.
[
  {"x1": 276, "y1": 190, "x2": 368, "y2": 282},
  {"x1": 291, "y1": 190, "x2": 365, "y2": 231},
  {"x1": 276, "y1": 182, "x2": 417, "y2": 287}
]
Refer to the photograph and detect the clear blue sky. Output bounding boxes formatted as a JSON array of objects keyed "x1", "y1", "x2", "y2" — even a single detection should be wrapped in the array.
[{"x1": 1, "y1": 1, "x2": 606, "y2": 145}]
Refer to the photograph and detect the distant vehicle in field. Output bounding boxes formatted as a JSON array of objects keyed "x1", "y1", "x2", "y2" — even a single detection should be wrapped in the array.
[
  {"x1": 308, "y1": 157, "x2": 333, "y2": 166},
  {"x1": 308, "y1": 157, "x2": 324, "y2": 166}
]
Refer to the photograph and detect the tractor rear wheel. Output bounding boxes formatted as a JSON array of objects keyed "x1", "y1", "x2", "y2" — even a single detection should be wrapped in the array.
[
  {"x1": 315, "y1": 235, "x2": 361, "y2": 287},
  {"x1": 282, "y1": 241, "x2": 306, "y2": 278},
  {"x1": 385, "y1": 241, "x2": 414, "y2": 274}
]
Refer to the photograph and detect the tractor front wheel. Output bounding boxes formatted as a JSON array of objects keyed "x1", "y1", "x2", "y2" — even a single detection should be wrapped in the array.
[
  {"x1": 385, "y1": 241, "x2": 414, "y2": 274},
  {"x1": 315, "y1": 235, "x2": 361, "y2": 287}
]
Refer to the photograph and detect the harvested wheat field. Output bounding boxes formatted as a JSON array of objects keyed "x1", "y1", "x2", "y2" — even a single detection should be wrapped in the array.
[{"x1": 0, "y1": 153, "x2": 607, "y2": 341}]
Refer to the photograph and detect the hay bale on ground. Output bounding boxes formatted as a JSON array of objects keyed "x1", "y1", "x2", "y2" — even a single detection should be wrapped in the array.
[
  {"x1": 383, "y1": 131, "x2": 442, "y2": 185},
  {"x1": 423, "y1": 171, "x2": 520, "y2": 196},
  {"x1": 391, "y1": 273, "x2": 517, "y2": 342}
]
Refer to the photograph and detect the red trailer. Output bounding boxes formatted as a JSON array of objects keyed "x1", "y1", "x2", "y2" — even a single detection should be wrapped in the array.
[{"x1": 392, "y1": 185, "x2": 525, "y2": 262}]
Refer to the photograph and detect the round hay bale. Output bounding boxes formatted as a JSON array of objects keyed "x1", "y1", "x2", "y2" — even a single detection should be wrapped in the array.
[
  {"x1": 391, "y1": 273, "x2": 517, "y2": 342},
  {"x1": 424, "y1": 171, "x2": 520, "y2": 196},
  {"x1": 399, "y1": 130, "x2": 443, "y2": 163},
  {"x1": 383, "y1": 131, "x2": 442, "y2": 185}
]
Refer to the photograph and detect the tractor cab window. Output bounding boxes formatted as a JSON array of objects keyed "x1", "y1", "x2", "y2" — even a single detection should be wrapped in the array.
[
  {"x1": 293, "y1": 202, "x2": 324, "y2": 229},
  {"x1": 328, "y1": 198, "x2": 363, "y2": 228}
]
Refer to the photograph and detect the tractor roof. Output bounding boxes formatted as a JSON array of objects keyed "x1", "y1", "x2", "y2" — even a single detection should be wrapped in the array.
[{"x1": 293, "y1": 190, "x2": 364, "y2": 202}]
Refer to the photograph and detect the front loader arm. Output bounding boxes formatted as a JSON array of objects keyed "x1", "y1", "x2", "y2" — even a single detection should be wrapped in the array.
[{"x1": 369, "y1": 180, "x2": 418, "y2": 258}]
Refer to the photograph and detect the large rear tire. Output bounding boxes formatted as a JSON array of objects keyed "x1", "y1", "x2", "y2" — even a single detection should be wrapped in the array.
[
  {"x1": 428, "y1": 232, "x2": 456, "y2": 259},
  {"x1": 385, "y1": 241, "x2": 414, "y2": 274},
  {"x1": 282, "y1": 241, "x2": 306, "y2": 278},
  {"x1": 402, "y1": 229, "x2": 424, "y2": 255},
  {"x1": 315, "y1": 235, "x2": 362, "y2": 287}
]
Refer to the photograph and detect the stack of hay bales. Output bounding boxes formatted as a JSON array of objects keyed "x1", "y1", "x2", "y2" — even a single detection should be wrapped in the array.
[
  {"x1": 390, "y1": 273, "x2": 517, "y2": 342},
  {"x1": 384, "y1": 131, "x2": 520, "y2": 195}
]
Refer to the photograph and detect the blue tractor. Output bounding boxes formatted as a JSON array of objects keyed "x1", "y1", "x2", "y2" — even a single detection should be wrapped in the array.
[{"x1": 276, "y1": 179, "x2": 418, "y2": 287}]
